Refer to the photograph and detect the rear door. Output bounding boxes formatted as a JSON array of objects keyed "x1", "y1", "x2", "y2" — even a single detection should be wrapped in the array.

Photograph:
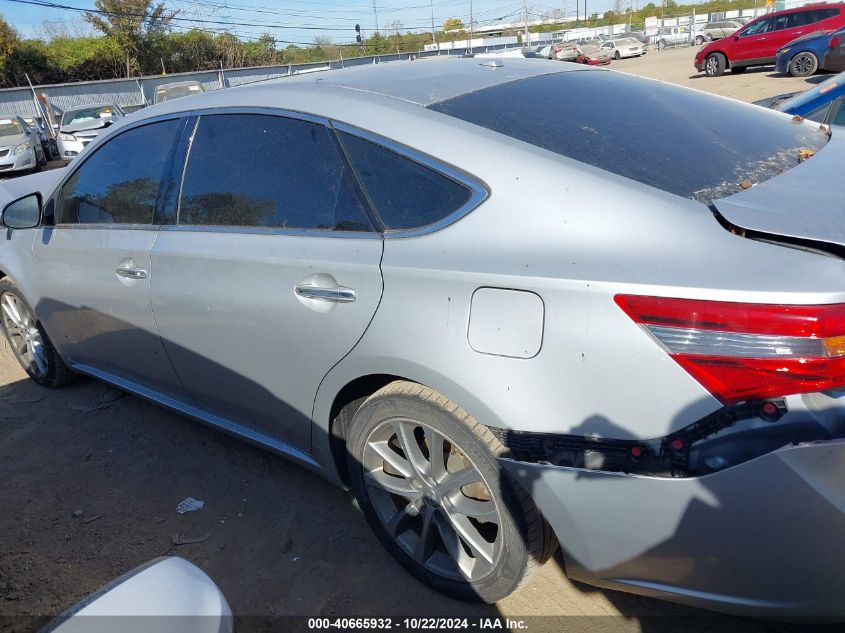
[
  {"x1": 30, "y1": 116, "x2": 191, "y2": 401},
  {"x1": 765, "y1": 11, "x2": 814, "y2": 57},
  {"x1": 149, "y1": 111, "x2": 383, "y2": 452}
]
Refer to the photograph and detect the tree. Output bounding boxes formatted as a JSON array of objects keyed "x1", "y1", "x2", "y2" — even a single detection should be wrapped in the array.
[
  {"x1": 84, "y1": 0, "x2": 177, "y2": 77},
  {"x1": 442, "y1": 17, "x2": 464, "y2": 31},
  {"x1": 0, "y1": 15, "x2": 18, "y2": 78}
]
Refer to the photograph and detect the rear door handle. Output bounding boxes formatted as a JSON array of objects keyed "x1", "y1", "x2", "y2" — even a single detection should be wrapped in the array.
[
  {"x1": 116, "y1": 266, "x2": 148, "y2": 280},
  {"x1": 295, "y1": 283, "x2": 356, "y2": 303}
]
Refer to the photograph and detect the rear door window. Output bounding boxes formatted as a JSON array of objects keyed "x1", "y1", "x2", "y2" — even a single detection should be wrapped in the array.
[
  {"x1": 179, "y1": 114, "x2": 374, "y2": 232},
  {"x1": 338, "y1": 131, "x2": 476, "y2": 231},
  {"x1": 809, "y1": 8, "x2": 839, "y2": 22}
]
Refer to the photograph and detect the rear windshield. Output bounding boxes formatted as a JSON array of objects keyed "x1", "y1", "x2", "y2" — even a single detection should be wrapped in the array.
[{"x1": 429, "y1": 70, "x2": 828, "y2": 204}]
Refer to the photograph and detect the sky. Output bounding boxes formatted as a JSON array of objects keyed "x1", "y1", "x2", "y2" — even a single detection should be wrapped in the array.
[{"x1": 0, "y1": 0, "x2": 628, "y2": 46}]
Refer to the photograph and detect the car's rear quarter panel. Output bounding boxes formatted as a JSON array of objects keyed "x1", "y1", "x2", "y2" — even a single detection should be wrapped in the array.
[{"x1": 313, "y1": 100, "x2": 845, "y2": 451}]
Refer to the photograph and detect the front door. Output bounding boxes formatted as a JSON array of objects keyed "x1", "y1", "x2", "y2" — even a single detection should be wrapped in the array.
[
  {"x1": 732, "y1": 17, "x2": 774, "y2": 62},
  {"x1": 150, "y1": 112, "x2": 384, "y2": 451},
  {"x1": 30, "y1": 118, "x2": 190, "y2": 402}
]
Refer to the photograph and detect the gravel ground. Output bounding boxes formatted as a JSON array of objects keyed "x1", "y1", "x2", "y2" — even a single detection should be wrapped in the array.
[{"x1": 0, "y1": 52, "x2": 829, "y2": 632}]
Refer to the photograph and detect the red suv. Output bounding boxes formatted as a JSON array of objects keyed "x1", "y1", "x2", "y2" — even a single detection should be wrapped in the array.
[{"x1": 695, "y1": 3, "x2": 845, "y2": 76}]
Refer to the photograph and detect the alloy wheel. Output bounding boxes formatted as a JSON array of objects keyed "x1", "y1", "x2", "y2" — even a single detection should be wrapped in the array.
[
  {"x1": 792, "y1": 53, "x2": 814, "y2": 76},
  {"x1": 706, "y1": 55, "x2": 719, "y2": 74},
  {"x1": 0, "y1": 292, "x2": 48, "y2": 377},
  {"x1": 362, "y1": 418, "x2": 502, "y2": 582}
]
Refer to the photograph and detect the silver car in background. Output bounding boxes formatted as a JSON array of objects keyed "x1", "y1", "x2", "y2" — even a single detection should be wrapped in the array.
[
  {"x1": 0, "y1": 115, "x2": 47, "y2": 174},
  {"x1": 57, "y1": 103, "x2": 125, "y2": 161},
  {"x1": 1, "y1": 58, "x2": 843, "y2": 618}
]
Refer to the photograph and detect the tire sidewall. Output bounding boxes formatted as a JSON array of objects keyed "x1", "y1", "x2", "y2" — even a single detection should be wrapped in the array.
[
  {"x1": 790, "y1": 52, "x2": 817, "y2": 77},
  {"x1": 705, "y1": 53, "x2": 725, "y2": 76},
  {"x1": 346, "y1": 391, "x2": 532, "y2": 603},
  {"x1": 0, "y1": 280, "x2": 60, "y2": 387}
]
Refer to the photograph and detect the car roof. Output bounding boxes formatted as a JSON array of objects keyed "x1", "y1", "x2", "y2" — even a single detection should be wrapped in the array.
[{"x1": 147, "y1": 57, "x2": 589, "y2": 111}]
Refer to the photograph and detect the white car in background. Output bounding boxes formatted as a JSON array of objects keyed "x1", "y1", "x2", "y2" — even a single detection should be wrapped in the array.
[
  {"x1": 0, "y1": 115, "x2": 47, "y2": 175},
  {"x1": 58, "y1": 103, "x2": 125, "y2": 161},
  {"x1": 601, "y1": 37, "x2": 646, "y2": 59}
]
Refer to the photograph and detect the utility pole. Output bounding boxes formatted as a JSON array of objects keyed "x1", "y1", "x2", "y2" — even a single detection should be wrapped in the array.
[
  {"x1": 372, "y1": 0, "x2": 379, "y2": 33},
  {"x1": 430, "y1": 0, "x2": 437, "y2": 48},
  {"x1": 469, "y1": 0, "x2": 474, "y2": 53},
  {"x1": 523, "y1": 0, "x2": 529, "y2": 48}
]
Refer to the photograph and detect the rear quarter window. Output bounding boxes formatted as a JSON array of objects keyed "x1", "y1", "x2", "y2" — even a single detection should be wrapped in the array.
[
  {"x1": 428, "y1": 71, "x2": 828, "y2": 205},
  {"x1": 338, "y1": 131, "x2": 477, "y2": 231}
]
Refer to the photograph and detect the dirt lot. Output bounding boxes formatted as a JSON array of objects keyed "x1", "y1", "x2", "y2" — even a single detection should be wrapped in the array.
[
  {"x1": 613, "y1": 44, "x2": 828, "y2": 102},
  {"x1": 0, "y1": 53, "x2": 828, "y2": 632}
]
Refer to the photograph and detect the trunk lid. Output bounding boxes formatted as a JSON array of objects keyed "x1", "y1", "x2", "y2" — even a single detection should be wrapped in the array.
[{"x1": 713, "y1": 128, "x2": 845, "y2": 248}]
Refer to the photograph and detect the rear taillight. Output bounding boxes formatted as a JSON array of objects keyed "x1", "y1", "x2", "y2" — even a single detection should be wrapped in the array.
[
  {"x1": 615, "y1": 295, "x2": 845, "y2": 404},
  {"x1": 831, "y1": 35, "x2": 841, "y2": 48}
]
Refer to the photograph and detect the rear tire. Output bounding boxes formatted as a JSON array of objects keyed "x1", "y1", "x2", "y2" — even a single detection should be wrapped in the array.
[
  {"x1": 0, "y1": 279, "x2": 72, "y2": 389},
  {"x1": 657, "y1": 39, "x2": 667, "y2": 50},
  {"x1": 695, "y1": 35, "x2": 705, "y2": 45},
  {"x1": 789, "y1": 52, "x2": 818, "y2": 77},
  {"x1": 346, "y1": 381, "x2": 555, "y2": 603},
  {"x1": 705, "y1": 52, "x2": 726, "y2": 76}
]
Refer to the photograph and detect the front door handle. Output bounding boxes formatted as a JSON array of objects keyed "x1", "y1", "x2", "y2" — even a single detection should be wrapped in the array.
[
  {"x1": 116, "y1": 266, "x2": 148, "y2": 280},
  {"x1": 294, "y1": 283, "x2": 356, "y2": 303}
]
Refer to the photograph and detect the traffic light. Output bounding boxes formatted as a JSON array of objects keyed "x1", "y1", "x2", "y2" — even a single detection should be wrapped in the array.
[{"x1": 355, "y1": 24, "x2": 362, "y2": 44}]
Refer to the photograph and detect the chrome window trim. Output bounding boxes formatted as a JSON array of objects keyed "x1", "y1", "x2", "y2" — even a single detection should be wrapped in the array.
[
  {"x1": 330, "y1": 121, "x2": 490, "y2": 239},
  {"x1": 46, "y1": 224, "x2": 160, "y2": 231},
  {"x1": 173, "y1": 108, "x2": 379, "y2": 238},
  {"x1": 53, "y1": 112, "x2": 190, "y2": 228},
  {"x1": 158, "y1": 224, "x2": 381, "y2": 239}
]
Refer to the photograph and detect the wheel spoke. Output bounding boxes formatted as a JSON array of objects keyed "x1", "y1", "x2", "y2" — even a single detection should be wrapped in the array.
[
  {"x1": 369, "y1": 439, "x2": 414, "y2": 479},
  {"x1": 446, "y1": 492, "x2": 499, "y2": 521},
  {"x1": 365, "y1": 468, "x2": 423, "y2": 500},
  {"x1": 1, "y1": 296, "x2": 24, "y2": 329},
  {"x1": 29, "y1": 339, "x2": 47, "y2": 375},
  {"x1": 425, "y1": 428, "x2": 447, "y2": 484},
  {"x1": 414, "y1": 506, "x2": 436, "y2": 564},
  {"x1": 386, "y1": 501, "x2": 419, "y2": 537},
  {"x1": 446, "y1": 512, "x2": 496, "y2": 565},
  {"x1": 436, "y1": 521, "x2": 473, "y2": 577},
  {"x1": 438, "y1": 466, "x2": 481, "y2": 493},
  {"x1": 393, "y1": 421, "x2": 430, "y2": 478}
]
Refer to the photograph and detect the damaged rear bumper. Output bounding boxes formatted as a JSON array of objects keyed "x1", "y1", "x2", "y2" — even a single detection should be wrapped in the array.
[{"x1": 501, "y1": 438, "x2": 845, "y2": 619}]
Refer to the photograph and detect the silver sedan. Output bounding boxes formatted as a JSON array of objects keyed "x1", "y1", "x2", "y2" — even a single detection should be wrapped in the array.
[
  {"x1": 0, "y1": 58, "x2": 843, "y2": 618},
  {"x1": 0, "y1": 115, "x2": 47, "y2": 174}
]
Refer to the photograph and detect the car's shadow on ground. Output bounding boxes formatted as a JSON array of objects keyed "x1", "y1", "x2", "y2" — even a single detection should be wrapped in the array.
[{"x1": 0, "y1": 345, "x2": 831, "y2": 633}]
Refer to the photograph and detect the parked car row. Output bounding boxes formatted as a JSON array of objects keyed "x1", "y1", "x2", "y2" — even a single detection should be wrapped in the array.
[
  {"x1": 0, "y1": 80, "x2": 209, "y2": 175},
  {"x1": 538, "y1": 35, "x2": 644, "y2": 65},
  {"x1": 696, "y1": 2, "x2": 845, "y2": 76}
]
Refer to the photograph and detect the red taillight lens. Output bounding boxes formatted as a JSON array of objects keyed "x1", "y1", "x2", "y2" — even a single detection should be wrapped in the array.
[
  {"x1": 831, "y1": 35, "x2": 841, "y2": 49},
  {"x1": 615, "y1": 295, "x2": 845, "y2": 404}
]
